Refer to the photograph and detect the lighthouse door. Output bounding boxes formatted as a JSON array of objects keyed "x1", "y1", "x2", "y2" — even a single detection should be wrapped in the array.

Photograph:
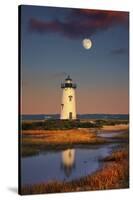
[{"x1": 69, "y1": 112, "x2": 72, "y2": 120}]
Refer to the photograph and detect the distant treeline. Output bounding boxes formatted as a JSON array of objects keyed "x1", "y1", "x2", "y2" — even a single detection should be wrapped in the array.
[{"x1": 21, "y1": 119, "x2": 129, "y2": 130}]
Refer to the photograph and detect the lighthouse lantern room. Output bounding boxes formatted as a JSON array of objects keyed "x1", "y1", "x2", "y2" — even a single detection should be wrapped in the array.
[{"x1": 60, "y1": 75, "x2": 77, "y2": 120}]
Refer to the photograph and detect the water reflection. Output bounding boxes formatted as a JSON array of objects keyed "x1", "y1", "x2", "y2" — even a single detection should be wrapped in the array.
[
  {"x1": 61, "y1": 149, "x2": 75, "y2": 177},
  {"x1": 22, "y1": 144, "x2": 119, "y2": 186}
]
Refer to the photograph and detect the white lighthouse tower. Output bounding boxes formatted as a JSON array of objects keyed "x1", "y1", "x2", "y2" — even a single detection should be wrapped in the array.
[{"x1": 60, "y1": 75, "x2": 77, "y2": 120}]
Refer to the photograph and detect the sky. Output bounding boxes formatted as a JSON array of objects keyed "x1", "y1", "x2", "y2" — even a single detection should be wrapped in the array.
[{"x1": 20, "y1": 5, "x2": 129, "y2": 114}]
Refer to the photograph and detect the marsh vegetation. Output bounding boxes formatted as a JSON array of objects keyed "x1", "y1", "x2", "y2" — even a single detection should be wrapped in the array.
[
  {"x1": 20, "y1": 119, "x2": 129, "y2": 195},
  {"x1": 22, "y1": 119, "x2": 129, "y2": 130}
]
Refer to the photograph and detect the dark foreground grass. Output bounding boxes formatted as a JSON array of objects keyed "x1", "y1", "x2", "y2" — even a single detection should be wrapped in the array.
[{"x1": 21, "y1": 148, "x2": 129, "y2": 195}]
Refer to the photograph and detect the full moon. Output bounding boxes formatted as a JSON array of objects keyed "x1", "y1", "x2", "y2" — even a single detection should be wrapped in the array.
[{"x1": 82, "y1": 38, "x2": 92, "y2": 49}]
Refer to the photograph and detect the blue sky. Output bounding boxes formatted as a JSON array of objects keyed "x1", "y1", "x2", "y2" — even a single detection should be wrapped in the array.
[{"x1": 20, "y1": 5, "x2": 129, "y2": 114}]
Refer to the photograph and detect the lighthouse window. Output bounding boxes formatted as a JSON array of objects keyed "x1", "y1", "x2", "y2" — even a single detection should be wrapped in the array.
[
  {"x1": 61, "y1": 104, "x2": 64, "y2": 110},
  {"x1": 68, "y1": 95, "x2": 73, "y2": 101}
]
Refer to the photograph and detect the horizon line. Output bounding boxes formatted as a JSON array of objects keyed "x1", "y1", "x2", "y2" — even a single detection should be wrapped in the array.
[{"x1": 21, "y1": 113, "x2": 129, "y2": 115}]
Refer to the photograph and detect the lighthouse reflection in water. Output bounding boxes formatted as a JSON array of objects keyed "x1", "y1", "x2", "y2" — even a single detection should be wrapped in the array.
[{"x1": 61, "y1": 149, "x2": 75, "y2": 177}]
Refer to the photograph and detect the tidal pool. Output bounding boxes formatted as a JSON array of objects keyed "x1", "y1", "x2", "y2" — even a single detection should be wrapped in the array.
[{"x1": 21, "y1": 143, "x2": 118, "y2": 186}]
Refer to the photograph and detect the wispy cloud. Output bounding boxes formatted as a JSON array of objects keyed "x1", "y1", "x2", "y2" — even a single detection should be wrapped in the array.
[
  {"x1": 110, "y1": 47, "x2": 128, "y2": 55},
  {"x1": 51, "y1": 72, "x2": 67, "y2": 78},
  {"x1": 28, "y1": 9, "x2": 128, "y2": 39}
]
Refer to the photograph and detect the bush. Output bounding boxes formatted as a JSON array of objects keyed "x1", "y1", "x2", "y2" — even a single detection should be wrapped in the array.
[
  {"x1": 22, "y1": 119, "x2": 102, "y2": 130},
  {"x1": 22, "y1": 119, "x2": 128, "y2": 130}
]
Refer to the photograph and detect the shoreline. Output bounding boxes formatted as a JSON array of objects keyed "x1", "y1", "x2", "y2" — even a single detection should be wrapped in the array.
[
  {"x1": 21, "y1": 148, "x2": 129, "y2": 195},
  {"x1": 21, "y1": 125, "x2": 129, "y2": 157},
  {"x1": 101, "y1": 124, "x2": 129, "y2": 132},
  {"x1": 20, "y1": 123, "x2": 129, "y2": 195}
]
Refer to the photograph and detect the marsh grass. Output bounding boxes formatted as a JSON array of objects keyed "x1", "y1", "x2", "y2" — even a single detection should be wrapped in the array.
[
  {"x1": 21, "y1": 128, "x2": 129, "y2": 157},
  {"x1": 21, "y1": 129, "x2": 97, "y2": 157}
]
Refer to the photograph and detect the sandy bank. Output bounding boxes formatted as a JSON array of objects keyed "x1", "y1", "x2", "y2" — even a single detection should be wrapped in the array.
[{"x1": 101, "y1": 124, "x2": 129, "y2": 132}]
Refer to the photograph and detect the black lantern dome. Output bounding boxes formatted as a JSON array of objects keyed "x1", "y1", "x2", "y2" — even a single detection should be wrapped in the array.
[{"x1": 61, "y1": 75, "x2": 77, "y2": 89}]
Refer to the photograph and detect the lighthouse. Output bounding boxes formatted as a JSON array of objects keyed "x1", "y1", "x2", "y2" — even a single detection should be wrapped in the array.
[{"x1": 60, "y1": 75, "x2": 77, "y2": 120}]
